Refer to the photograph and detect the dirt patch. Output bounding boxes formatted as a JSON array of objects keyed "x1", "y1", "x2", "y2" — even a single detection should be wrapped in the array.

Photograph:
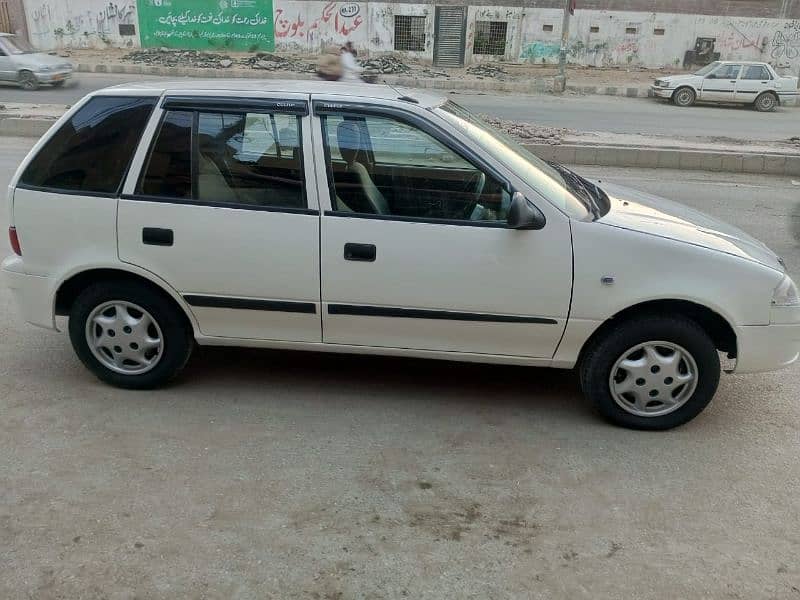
[{"x1": 481, "y1": 115, "x2": 571, "y2": 145}]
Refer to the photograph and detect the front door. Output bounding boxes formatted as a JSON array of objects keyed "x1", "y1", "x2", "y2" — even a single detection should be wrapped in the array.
[
  {"x1": 734, "y1": 64, "x2": 772, "y2": 103},
  {"x1": 118, "y1": 96, "x2": 322, "y2": 342},
  {"x1": 313, "y1": 102, "x2": 573, "y2": 358},
  {"x1": 0, "y1": 40, "x2": 14, "y2": 81},
  {"x1": 700, "y1": 63, "x2": 741, "y2": 102},
  {"x1": 433, "y1": 6, "x2": 467, "y2": 68}
]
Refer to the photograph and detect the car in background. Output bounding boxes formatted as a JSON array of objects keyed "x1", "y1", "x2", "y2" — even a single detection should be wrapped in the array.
[
  {"x1": 3, "y1": 81, "x2": 799, "y2": 430},
  {"x1": 651, "y1": 61, "x2": 799, "y2": 111},
  {"x1": 0, "y1": 33, "x2": 73, "y2": 90}
]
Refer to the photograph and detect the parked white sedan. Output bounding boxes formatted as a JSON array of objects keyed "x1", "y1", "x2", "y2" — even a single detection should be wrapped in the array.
[
  {"x1": 651, "y1": 61, "x2": 799, "y2": 111},
  {"x1": 3, "y1": 81, "x2": 799, "y2": 430}
]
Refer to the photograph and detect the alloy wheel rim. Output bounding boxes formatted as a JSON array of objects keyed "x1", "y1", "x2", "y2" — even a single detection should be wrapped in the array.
[
  {"x1": 20, "y1": 73, "x2": 37, "y2": 89},
  {"x1": 676, "y1": 90, "x2": 692, "y2": 105},
  {"x1": 85, "y1": 301, "x2": 164, "y2": 375},
  {"x1": 608, "y1": 341, "x2": 698, "y2": 418},
  {"x1": 759, "y1": 95, "x2": 775, "y2": 110}
]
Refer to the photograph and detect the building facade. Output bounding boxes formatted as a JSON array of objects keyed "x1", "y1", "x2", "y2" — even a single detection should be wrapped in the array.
[{"x1": 17, "y1": 0, "x2": 800, "y2": 72}]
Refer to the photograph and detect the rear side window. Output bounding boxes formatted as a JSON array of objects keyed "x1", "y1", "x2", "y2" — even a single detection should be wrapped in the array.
[
  {"x1": 20, "y1": 96, "x2": 157, "y2": 194},
  {"x1": 742, "y1": 65, "x2": 771, "y2": 80}
]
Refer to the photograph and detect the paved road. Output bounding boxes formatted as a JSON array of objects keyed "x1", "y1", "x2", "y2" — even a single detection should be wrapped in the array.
[
  {"x1": 1, "y1": 136, "x2": 799, "y2": 599},
  {"x1": 2, "y1": 73, "x2": 798, "y2": 141}
]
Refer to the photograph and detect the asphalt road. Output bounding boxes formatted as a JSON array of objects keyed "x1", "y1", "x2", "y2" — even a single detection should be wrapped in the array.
[
  {"x1": 1, "y1": 73, "x2": 798, "y2": 141},
  {"x1": 1, "y1": 136, "x2": 799, "y2": 599}
]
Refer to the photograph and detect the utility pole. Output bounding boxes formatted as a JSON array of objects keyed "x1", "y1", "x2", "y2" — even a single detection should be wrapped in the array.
[{"x1": 554, "y1": 0, "x2": 574, "y2": 93}]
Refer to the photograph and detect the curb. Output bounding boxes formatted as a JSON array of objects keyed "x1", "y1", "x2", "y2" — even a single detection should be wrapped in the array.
[
  {"x1": 524, "y1": 143, "x2": 800, "y2": 176},
  {"x1": 3, "y1": 116, "x2": 797, "y2": 176}
]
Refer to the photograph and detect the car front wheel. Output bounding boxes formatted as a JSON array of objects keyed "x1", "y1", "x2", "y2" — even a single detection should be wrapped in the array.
[
  {"x1": 68, "y1": 281, "x2": 193, "y2": 389},
  {"x1": 672, "y1": 87, "x2": 696, "y2": 107},
  {"x1": 580, "y1": 315, "x2": 721, "y2": 430},
  {"x1": 17, "y1": 70, "x2": 39, "y2": 91}
]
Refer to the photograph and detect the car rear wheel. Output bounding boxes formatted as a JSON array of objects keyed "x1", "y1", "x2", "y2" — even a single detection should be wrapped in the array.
[
  {"x1": 68, "y1": 281, "x2": 193, "y2": 389},
  {"x1": 17, "y1": 70, "x2": 39, "y2": 91},
  {"x1": 754, "y1": 92, "x2": 778, "y2": 112},
  {"x1": 580, "y1": 315, "x2": 721, "y2": 430},
  {"x1": 672, "y1": 87, "x2": 696, "y2": 107}
]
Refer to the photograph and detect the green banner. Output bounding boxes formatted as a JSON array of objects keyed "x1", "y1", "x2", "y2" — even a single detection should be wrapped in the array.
[{"x1": 137, "y1": 0, "x2": 274, "y2": 52}]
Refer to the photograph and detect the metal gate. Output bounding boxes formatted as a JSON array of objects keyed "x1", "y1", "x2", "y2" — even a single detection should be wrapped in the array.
[
  {"x1": 0, "y1": 2, "x2": 12, "y2": 34},
  {"x1": 433, "y1": 6, "x2": 467, "y2": 68}
]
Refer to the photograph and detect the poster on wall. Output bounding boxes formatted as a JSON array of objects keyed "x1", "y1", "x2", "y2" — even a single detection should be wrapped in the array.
[{"x1": 137, "y1": 0, "x2": 274, "y2": 52}]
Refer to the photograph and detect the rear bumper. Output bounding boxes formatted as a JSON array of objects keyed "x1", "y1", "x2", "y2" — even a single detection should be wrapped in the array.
[
  {"x1": 735, "y1": 307, "x2": 800, "y2": 373},
  {"x1": 651, "y1": 86, "x2": 673, "y2": 99},
  {"x1": 1, "y1": 255, "x2": 55, "y2": 330}
]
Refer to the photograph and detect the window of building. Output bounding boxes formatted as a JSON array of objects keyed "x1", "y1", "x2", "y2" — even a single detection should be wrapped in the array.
[
  {"x1": 20, "y1": 96, "x2": 157, "y2": 194},
  {"x1": 590, "y1": 25, "x2": 600, "y2": 33},
  {"x1": 137, "y1": 109, "x2": 306, "y2": 210},
  {"x1": 321, "y1": 113, "x2": 509, "y2": 223},
  {"x1": 542, "y1": 24, "x2": 554, "y2": 32},
  {"x1": 654, "y1": 27, "x2": 665, "y2": 36},
  {"x1": 473, "y1": 21, "x2": 508, "y2": 55},
  {"x1": 625, "y1": 26, "x2": 638, "y2": 34},
  {"x1": 394, "y1": 15, "x2": 426, "y2": 52}
]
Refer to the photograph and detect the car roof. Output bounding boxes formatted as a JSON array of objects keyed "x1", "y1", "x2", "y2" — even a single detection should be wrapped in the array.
[
  {"x1": 103, "y1": 79, "x2": 446, "y2": 108},
  {"x1": 716, "y1": 60, "x2": 771, "y2": 66}
]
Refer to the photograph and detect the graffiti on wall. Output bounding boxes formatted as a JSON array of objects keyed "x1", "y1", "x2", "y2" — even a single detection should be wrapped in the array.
[
  {"x1": 29, "y1": 0, "x2": 137, "y2": 48},
  {"x1": 771, "y1": 21, "x2": 800, "y2": 60},
  {"x1": 274, "y1": 2, "x2": 364, "y2": 43}
]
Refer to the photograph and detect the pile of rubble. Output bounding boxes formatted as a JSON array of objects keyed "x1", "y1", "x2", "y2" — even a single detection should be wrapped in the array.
[
  {"x1": 480, "y1": 115, "x2": 569, "y2": 145},
  {"x1": 240, "y1": 52, "x2": 316, "y2": 73},
  {"x1": 360, "y1": 55, "x2": 412, "y2": 75},
  {"x1": 123, "y1": 47, "x2": 234, "y2": 69},
  {"x1": 420, "y1": 67, "x2": 450, "y2": 79},
  {"x1": 466, "y1": 64, "x2": 508, "y2": 79}
]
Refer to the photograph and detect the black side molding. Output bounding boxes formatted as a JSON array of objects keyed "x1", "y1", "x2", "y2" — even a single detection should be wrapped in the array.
[
  {"x1": 327, "y1": 304, "x2": 557, "y2": 324},
  {"x1": 185, "y1": 295, "x2": 317, "y2": 314}
]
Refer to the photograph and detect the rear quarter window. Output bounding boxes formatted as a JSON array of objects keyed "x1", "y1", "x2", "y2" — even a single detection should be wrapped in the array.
[{"x1": 20, "y1": 96, "x2": 157, "y2": 195}]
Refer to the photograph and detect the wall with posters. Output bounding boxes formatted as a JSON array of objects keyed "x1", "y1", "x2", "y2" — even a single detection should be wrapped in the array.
[
  {"x1": 25, "y1": 0, "x2": 139, "y2": 50},
  {"x1": 137, "y1": 0, "x2": 274, "y2": 52}
]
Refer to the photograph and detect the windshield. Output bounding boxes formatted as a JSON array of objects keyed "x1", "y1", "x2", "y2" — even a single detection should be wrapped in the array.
[
  {"x1": 435, "y1": 101, "x2": 590, "y2": 219},
  {"x1": 2, "y1": 36, "x2": 36, "y2": 54},
  {"x1": 693, "y1": 62, "x2": 720, "y2": 76}
]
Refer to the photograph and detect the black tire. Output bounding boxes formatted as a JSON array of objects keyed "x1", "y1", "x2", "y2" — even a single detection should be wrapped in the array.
[
  {"x1": 17, "y1": 70, "x2": 40, "y2": 90},
  {"x1": 672, "y1": 86, "x2": 696, "y2": 107},
  {"x1": 579, "y1": 315, "x2": 720, "y2": 430},
  {"x1": 68, "y1": 280, "x2": 193, "y2": 389},
  {"x1": 754, "y1": 92, "x2": 778, "y2": 112}
]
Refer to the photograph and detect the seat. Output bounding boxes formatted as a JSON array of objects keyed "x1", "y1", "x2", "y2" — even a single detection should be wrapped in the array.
[
  {"x1": 197, "y1": 150, "x2": 238, "y2": 204},
  {"x1": 336, "y1": 121, "x2": 390, "y2": 215}
]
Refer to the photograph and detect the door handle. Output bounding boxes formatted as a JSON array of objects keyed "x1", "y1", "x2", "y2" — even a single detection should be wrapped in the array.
[
  {"x1": 142, "y1": 227, "x2": 173, "y2": 246},
  {"x1": 344, "y1": 243, "x2": 376, "y2": 262}
]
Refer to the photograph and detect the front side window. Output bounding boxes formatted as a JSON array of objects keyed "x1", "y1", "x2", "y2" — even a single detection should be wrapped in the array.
[
  {"x1": 20, "y1": 96, "x2": 157, "y2": 194},
  {"x1": 137, "y1": 109, "x2": 306, "y2": 210},
  {"x1": 710, "y1": 63, "x2": 741, "y2": 79},
  {"x1": 2, "y1": 35, "x2": 35, "y2": 54},
  {"x1": 322, "y1": 112, "x2": 510, "y2": 223},
  {"x1": 742, "y1": 65, "x2": 771, "y2": 80}
]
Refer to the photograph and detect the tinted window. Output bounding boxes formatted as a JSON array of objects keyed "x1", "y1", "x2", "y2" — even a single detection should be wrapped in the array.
[
  {"x1": 322, "y1": 113, "x2": 509, "y2": 222},
  {"x1": 137, "y1": 110, "x2": 192, "y2": 199},
  {"x1": 21, "y1": 96, "x2": 157, "y2": 194},
  {"x1": 196, "y1": 111, "x2": 305, "y2": 209},
  {"x1": 742, "y1": 65, "x2": 770, "y2": 80},
  {"x1": 711, "y1": 64, "x2": 741, "y2": 79}
]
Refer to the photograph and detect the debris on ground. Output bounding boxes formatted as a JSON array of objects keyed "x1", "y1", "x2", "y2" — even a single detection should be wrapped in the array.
[
  {"x1": 360, "y1": 55, "x2": 412, "y2": 75},
  {"x1": 790, "y1": 136, "x2": 800, "y2": 147},
  {"x1": 420, "y1": 68, "x2": 450, "y2": 78},
  {"x1": 467, "y1": 64, "x2": 508, "y2": 79},
  {"x1": 123, "y1": 48, "x2": 234, "y2": 69},
  {"x1": 240, "y1": 52, "x2": 316, "y2": 73},
  {"x1": 480, "y1": 115, "x2": 570, "y2": 145}
]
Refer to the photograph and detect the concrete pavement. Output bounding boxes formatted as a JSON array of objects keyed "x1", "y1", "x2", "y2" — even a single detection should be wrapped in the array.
[
  {"x1": 1, "y1": 72, "x2": 797, "y2": 142},
  {"x1": 2, "y1": 136, "x2": 800, "y2": 599}
]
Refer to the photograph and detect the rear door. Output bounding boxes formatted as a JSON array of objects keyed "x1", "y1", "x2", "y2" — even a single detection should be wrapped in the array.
[
  {"x1": 700, "y1": 63, "x2": 741, "y2": 102},
  {"x1": 119, "y1": 94, "x2": 322, "y2": 342},
  {"x1": 734, "y1": 64, "x2": 772, "y2": 103}
]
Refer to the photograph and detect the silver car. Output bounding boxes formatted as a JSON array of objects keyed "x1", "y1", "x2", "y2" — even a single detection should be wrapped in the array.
[{"x1": 0, "y1": 33, "x2": 73, "y2": 90}]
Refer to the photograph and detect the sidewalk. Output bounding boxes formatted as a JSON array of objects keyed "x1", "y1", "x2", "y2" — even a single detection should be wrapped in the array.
[{"x1": 3, "y1": 101, "x2": 798, "y2": 176}]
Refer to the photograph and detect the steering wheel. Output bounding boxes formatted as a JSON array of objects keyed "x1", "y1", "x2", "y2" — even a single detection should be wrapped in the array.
[{"x1": 461, "y1": 171, "x2": 487, "y2": 219}]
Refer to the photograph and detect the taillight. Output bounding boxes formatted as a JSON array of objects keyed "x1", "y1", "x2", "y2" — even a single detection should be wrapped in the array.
[{"x1": 9, "y1": 226, "x2": 21, "y2": 256}]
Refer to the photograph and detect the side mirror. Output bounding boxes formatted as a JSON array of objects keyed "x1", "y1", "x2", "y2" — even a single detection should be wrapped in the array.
[{"x1": 507, "y1": 192, "x2": 546, "y2": 230}]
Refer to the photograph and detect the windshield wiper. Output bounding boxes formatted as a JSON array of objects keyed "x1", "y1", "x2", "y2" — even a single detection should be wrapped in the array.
[{"x1": 547, "y1": 161, "x2": 603, "y2": 218}]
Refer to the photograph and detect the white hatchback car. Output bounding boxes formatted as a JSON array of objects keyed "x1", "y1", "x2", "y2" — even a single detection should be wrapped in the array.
[
  {"x1": 651, "y1": 61, "x2": 799, "y2": 111},
  {"x1": 3, "y1": 81, "x2": 799, "y2": 430}
]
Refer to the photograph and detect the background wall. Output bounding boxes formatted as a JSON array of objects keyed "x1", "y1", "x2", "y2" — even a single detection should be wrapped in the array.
[
  {"x1": 25, "y1": 0, "x2": 138, "y2": 50},
  {"x1": 3, "y1": 0, "x2": 29, "y2": 39}
]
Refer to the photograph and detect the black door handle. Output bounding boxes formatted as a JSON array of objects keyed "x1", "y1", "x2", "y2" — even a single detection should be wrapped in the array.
[
  {"x1": 142, "y1": 227, "x2": 173, "y2": 246},
  {"x1": 344, "y1": 243, "x2": 376, "y2": 262}
]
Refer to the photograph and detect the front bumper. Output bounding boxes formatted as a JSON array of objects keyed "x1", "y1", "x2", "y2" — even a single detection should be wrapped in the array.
[
  {"x1": 1, "y1": 255, "x2": 56, "y2": 330},
  {"x1": 34, "y1": 69, "x2": 72, "y2": 83},
  {"x1": 735, "y1": 307, "x2": 800, "y2": 373},
  {"x1": 650, "y1": 85, "x2": 673, "y2": 99}
]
